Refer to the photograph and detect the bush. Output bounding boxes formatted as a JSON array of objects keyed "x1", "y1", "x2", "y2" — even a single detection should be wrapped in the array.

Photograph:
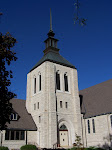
[
  {"x1": 20, "y1": 145, "x2": 37, "y2": 150},
  {"x1": 70, "y1": 147, "x2": 85, "y2": 150},
  {"x1": 85, "y1": 147, "x2": 96, "y2": 150},
  {"x1": 85, "y1": 147, "x2": 105, "y2": 150},
  {"x1": 0, "y1": 147, "x2": 9, "y2": 150}
]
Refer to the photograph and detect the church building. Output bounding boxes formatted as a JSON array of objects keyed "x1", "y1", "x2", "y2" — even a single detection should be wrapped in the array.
[{"x1": 0, "y1": 11, "x2": 112, "y2": 150}]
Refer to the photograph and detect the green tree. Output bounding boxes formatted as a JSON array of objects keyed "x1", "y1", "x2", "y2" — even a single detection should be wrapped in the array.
[
  {"x1": 74, "y1": 134, "x2": 83, "y2": 149},
  {"x1": 0, "y1": 32, "x2": 17, "y2": 130}
]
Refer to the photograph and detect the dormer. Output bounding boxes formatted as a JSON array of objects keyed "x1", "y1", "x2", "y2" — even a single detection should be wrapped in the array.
[{"x1": 10, "y1": 113, "x2": 18, "y2": 121}]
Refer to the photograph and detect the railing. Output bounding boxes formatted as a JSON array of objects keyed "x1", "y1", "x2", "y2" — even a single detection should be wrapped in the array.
[{"x1": 53, "y1": 142, "x2": 58, "y2": 149}]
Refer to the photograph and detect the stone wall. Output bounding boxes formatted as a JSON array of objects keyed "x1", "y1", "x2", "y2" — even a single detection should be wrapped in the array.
[
  {"x1": 26, "y1": 61, "x2": 82, "y2": 148},
  {"x1": 82, "y1": 114, "x2": 112, "y2": 148}
]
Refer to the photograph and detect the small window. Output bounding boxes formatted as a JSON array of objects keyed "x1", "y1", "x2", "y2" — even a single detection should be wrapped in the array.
[
  {"x1": 5, "y1": 131, "x2": 25, "y2": 140},
  {"x1": 14, "y1": 113, "x2": 17, "y2": 120},
  {"x1": 64, "y1": 73, "x2": 68, "y2": 92},
  {"x1": 10, "y1": 113, "x2": 18, "y2": 120},
  {"x1": 60, "y1": 101, "x2": 62, "y2": 108},
  {"x1": 11, "y1": 131, "x2": 14, "y2": 140},
  {"x1": 92, "y1": 119, "x2": 95, "y2": 133},
  {"x1": 65, "y1": 102, "x2": 68, "y2": 108},
  {"x1": 87, "y1": 120, "x2": 90, "y2": 134},
  {"x1": 34, "y1": 77, "x2": 36, "y2": 94},
  {"x1": 34, "y1": 103, "x2": 36, "y2": 110},
  {"x1": 39, "y1": 116, "x2": 41, "y2": 123},
  {"x1": 56, "y1": 71, "x2": 60, "y2": 90},
  {"x1": 37, "y1": 102, "x2": 39, "y2": 109},
  {"x1": 39, "y1": 74, "x2": 41, "y2": 91},
  {"x1": 11, "y1": 113, "x2": 13, "y2": 120},
  {"x1": 110, "y1": 115, "x2": 112, "y2": 128},
  {"x1": 20, "y1": 131, "x2": 25, "y2": 140},
  {"x1": 5, "y1": 130, "x2": 9, "y2": 140},
  {"x1": 16, "y1": 131, "x2": 19, "y2": 140}
]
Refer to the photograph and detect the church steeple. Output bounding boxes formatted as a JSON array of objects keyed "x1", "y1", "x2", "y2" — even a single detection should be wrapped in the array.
[{"x1": 44, "y1": 9, "x2": 59, "y2": 55}]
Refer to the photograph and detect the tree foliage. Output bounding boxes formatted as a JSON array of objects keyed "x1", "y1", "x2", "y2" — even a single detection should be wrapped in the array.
[
  {"x1": 0, "y1": 32, "x2": 17, "y2": 130},
  {"x1": 73, "y1": 134, "x2": 83, "y2": 149}
]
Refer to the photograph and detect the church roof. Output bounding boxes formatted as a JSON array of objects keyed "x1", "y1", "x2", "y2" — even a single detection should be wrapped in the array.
[
  {"x1": 80, "y1": 79, "x2": 112, "y2": 118},
  {"x1": 7, "y1": 99, "x2": 37, "y2": 131},
  {"x1": 30, "y1": 50, "x2": 75, "y2": 72}
]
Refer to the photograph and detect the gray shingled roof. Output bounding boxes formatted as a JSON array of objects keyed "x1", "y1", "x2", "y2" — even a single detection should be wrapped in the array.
[
  {"x1": 7, "y1": 99, "x2": 37, "y2": 131},
  {"x1": 30, "y1": 51, "x2": 75, "y2": 72},
  {"x1": 80, "y1": 79, "x2": 112, "y2": 118}
]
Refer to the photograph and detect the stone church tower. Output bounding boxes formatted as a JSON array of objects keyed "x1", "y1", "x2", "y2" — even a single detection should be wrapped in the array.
[{"x1": 26, "y1": 11, "x2": 82, "y2": 148}]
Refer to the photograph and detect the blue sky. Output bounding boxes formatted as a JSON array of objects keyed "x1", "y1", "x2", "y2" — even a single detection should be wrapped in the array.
[{"x1": 1, "y1": 0, "x2": 112, "y2": 100}]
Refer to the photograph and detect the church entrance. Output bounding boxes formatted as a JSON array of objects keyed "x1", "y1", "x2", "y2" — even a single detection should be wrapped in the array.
[{"x1": 59, "y1": 124, "x2": 69, "y2": 147}]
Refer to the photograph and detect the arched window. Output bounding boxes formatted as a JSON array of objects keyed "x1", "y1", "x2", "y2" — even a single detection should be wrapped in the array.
[
  {"x1": 92, "y1": 119, "x2": 95, "y2": 133},
  {"x1": 110, "y1": 115, "x2": 112, "y2": 128},
  {"x1": 59, "y1": 124, "x2": 68, "y2": 131},
  {"x1": 56, "y1": 71, "x2": 60, "y2": 90},
  {"x1": 60, "y1": 101, "x2": 62, "y2": 108},
  {"x1": 39, "y1": 73, "x2": 41, "y2": 91},
  {"x1": 65, "y1": 102, "x2": 68, "y2": 108},
  {"x1": 87, "y1": 120, "x2": 90, "y2": 134},
  {"x1": 64, "y1": 73, "x2": 68, "y2": 91},
  {"x1": 34, "y1": 77, "x2": 36, "y2": 94}
]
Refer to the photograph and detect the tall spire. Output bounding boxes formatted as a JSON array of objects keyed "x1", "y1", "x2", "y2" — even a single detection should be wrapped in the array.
[
  {"x1": 48, "y1": 9, "x2": 55, "y2": 37},
  {"x1": 44, "y1": 9, "x2": 59, "y2": 54},
  {"x1": 50, "y1": 8, "x2": 52, "y2": 31}
]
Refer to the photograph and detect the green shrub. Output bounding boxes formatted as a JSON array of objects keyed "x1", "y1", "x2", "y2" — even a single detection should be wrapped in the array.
[
  {"x1": 70, "y1": 147, "x2": 85, "y2": 150},
  {"x1": 84, "y1": 147, "x2": 96, "y2": 150},
  {"x1": 84, "y1": 147, "x2": 105, "y2": 150},
  {"x1": 0, "y1": 146, "x2": 9, "y2": 150},
  {"x1": 20, "y1": 144, "x2": 37, "y2": 150}
]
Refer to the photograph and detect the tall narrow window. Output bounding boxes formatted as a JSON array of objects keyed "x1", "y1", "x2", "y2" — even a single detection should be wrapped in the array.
[
  {"x1": 39, "y1": 116, "x2": 41, "y2": 123},
  {"x1": 34, "y1": 77, "x2": 36, "y2": 94},
  {"x1": 16, "y1": 131, "x2": 19, "y2": 140},
  {"x1": 20, "y1": 131, "x2": 25, "y2": 140},
  {"x1": 56, "y1": 71, "x2": 60, "y2": 90},
  {"x1": 37, "y1": 102, "x2": 39, "y2": 109},
  {"x1": 110, "y1": 115, "x2": 112, "y2": 128},
  {"x1": 5, "y1": 130, "x2": 9, "y2": 140},
  {"x1": 34, "y1": 103, "x2": 36, "y2": 110},
  {"x1": 11, "y1": 131, "x2": 14, "y2": 140},
  {"x1": 92, "y1": 119, "x2": 95, "y2": 133},
  {"x1": 65, "y1": 102, "x2": 68, "y2": 108},
  {"x1": 64, "y1": 73, "x2": 68, "y2": 91},
  {"x1": 39, "y1": 74, "x2": 41, "y2": 91},
  {"x1": 87, "y1": 120, "x2": 90, "y2": 134},
  {"x1": 60, "y1": 101, "x2": 62, "y2": 108}
]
